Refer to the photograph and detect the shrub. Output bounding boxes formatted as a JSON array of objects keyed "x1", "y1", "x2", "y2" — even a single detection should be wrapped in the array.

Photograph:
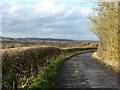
[{"x1": 1, "y1": 46, "x2": 96, "y2": 90}]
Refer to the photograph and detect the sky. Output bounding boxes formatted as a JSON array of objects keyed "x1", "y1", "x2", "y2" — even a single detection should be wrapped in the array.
[{"x1": 1, "y1": 0, "x2": 99, "y2": 40}]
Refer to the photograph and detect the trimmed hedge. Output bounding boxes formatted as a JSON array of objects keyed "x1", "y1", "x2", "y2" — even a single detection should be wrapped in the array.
[{"x1": 1, "y1": 46, "x2": 96, "y2": 90}]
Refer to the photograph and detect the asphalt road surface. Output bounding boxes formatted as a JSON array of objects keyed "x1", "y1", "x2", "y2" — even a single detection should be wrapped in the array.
[{"x1": 58, "y1": 52, "x2": 119, "y2": 89}]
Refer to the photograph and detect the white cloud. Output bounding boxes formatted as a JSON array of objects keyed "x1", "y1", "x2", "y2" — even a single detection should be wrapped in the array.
[
  {"x1": 2, "y1": 0, "x2": 98, "y2": 40},
  {"x1": 80, "y1": 7, "x2": 93, "y2": 16}
]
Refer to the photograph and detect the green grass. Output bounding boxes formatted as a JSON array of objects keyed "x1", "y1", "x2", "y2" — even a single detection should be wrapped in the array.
[
  {"x1": 29, "y1": 60, "x2": 62, "y2": 89},
  {"x1": 28, "y1": 53, "x2": 76, "y2": 90},
  {"x1": 23, "y1": 50, "x2": 96, "y2": 90}
]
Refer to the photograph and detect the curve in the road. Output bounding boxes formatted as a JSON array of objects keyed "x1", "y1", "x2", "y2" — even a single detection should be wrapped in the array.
[{"x1": 58, "y1": 52, "x2": 119, "y2": 88}]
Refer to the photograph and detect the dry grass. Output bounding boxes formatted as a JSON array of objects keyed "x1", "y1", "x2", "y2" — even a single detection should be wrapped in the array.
[
  {"x1": 2, "y1": 46, "x2": 96, "y2": 89},
  {"x1": 92, "y1": 52, "x2": 119, "y2": 74}
]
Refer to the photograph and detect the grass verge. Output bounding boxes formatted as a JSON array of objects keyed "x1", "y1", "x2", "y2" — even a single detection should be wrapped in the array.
[
  {"x1": 28, "y1": 53, "x2": 77, "y2": 90},
  {"x1": 92, "y1": 52, "x2": 119, "y2": 75},
  {"x1": 24, "y1": 50, "x2": 96, "y2": 90}
]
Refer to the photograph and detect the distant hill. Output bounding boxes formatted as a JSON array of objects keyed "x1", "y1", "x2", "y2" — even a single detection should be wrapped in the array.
[
  {"x1": 24, "y1": 38, "x2": 75, "y2": 41},
  {"x1": 0, "y1": 36, "x2": 98, "y2": 42},
  {"x1": 1, "y1": 36, "x2": 99, "y2": 49},
  {"x1": 0, "y1": 36, "x2": 75, "y2": 42}
]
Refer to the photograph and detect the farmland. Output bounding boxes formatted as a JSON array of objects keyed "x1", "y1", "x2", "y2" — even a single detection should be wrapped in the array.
[{"x1": 0, "y1": 36, "x2": 98, "y2": 49}]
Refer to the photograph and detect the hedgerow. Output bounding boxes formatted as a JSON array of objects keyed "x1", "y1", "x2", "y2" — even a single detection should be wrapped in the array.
[{"x1": 1, "y1": 46, "x2": 96, "y2": 90}]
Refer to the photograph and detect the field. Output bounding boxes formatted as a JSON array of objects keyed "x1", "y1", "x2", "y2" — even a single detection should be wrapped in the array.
[{"x1": 1, "y1": 36, "x2": 98, "y2": 49}]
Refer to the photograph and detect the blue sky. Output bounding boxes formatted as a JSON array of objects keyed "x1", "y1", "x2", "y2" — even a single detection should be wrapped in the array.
[{"x1": 1, "y1": 0, "x2": 99, "y2": 40}]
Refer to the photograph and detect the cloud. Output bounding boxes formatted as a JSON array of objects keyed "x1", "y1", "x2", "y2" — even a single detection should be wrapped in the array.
[{"x1": 2, "y1": 0, "x2": 98, "y2": 40}]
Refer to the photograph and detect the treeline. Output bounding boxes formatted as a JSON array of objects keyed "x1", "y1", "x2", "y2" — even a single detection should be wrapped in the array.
[
  {"x1": 89, "y1": 2, "x2": 119, "y2": 72},
  {"x1": 2, "y1": 46, "x2": 96, "y2": 90}
]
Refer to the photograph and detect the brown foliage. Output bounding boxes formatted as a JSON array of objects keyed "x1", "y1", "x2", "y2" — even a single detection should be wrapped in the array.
[{"x1": 1, "y1": 46, "x2": 96, "y2": 89}]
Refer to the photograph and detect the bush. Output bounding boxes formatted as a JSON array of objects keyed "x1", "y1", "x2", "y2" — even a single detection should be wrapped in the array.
[{"x1": 1, "y1": 46, "x2": 96, "y2": 90}]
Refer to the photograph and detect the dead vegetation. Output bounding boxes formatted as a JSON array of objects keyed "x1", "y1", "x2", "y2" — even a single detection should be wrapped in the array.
[{"x1": 89, "y1": 2, "x2": 119, "y2": 74}]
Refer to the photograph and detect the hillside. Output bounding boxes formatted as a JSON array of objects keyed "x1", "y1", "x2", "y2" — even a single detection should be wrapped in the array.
[{"x1": 0, "y1": 36, "x2": 98, "y2": 49}]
